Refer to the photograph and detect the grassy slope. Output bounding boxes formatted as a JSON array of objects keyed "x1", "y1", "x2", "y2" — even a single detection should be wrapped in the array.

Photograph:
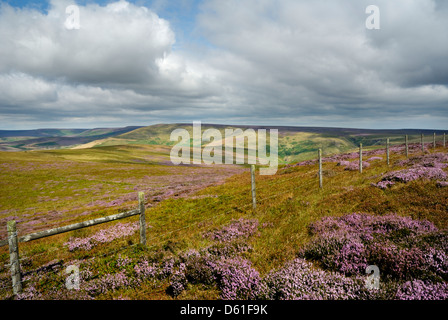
[{"x1": 1, "y1": 142, "x2": 447, "y2": 300}]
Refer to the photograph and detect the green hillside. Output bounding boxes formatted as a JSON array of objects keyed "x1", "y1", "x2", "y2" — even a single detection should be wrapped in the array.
[{"x1": 85, "y1": 123, "x2": 445, "y2": 164}]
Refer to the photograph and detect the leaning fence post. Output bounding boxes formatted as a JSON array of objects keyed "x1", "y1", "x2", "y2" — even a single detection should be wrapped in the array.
[
  {"x1": 405, "y1": 135, "x2": 409, "y2": 158},
  {"x1": 421, "y1": 134, "x2": 424, "y2": 153},
  {"x1": 250, "y1": 165, "x2": 256, "y2": 210},
  {"x1": 7, "y1": 220, "x2": 22, "y2": 295},
  {"x1": 138, "y1": 192, "x2": 146, "y2": 246},
  {"x1": 318, "y1": 149, "x2": 323, "y2": 189},
  {"x1": 359, "y1": 143, "x2": 363, "y2": 173},
  {"x1": 386, "y1": 138, "x2": 390, "y2": 166}
]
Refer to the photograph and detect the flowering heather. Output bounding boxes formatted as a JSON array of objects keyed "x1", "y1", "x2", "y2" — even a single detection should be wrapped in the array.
[
  {"x1": 372, "y1": 167, "x2": 447, "y2": 189},
  {"x1": 397, "y1": 152, "x2": 448, "y2": 169},
  {"x1": 117, "y1": 256, "x2": 133, "y2": 267},
  {"x1": 133, "y1": 260, "x2": 159, "y2": 279},
  {"x1": 368, "y1": 156, "x2": 383, "y2": 161},
  {"x1": 385, "y1": 167, "x2": 447, "y2": 183},
  {"x1": 372, "y1": 180, "x2": 395, "y2": 190},
  {"x1": 169, "y1": 263, "x2": 188, "y2": 297},
  {"x1": 159, "y1": 257, "x2": 176, "y2": 278},
  {"x1": 85, "y1": 270, "x2": 131, "y2": 295},
  {"x1": 167, "y1": 241, "x2": 257, "y2": 296},
  {"x1": 215, "y1": 257, "x2": 260, "y2": 300},
  {"x1": 203, "y1": 218, "x2": 259, "y2": 242},
  {"x1": 254, "y1": 258, "x2": 375, "y2": 300},
  {"x1": 344, "y1": 161, "x2": 370, "y2": 171},
  {"x1": 64, "y1": 222, "x2": 142, "y2": 251},
  {"x1": 180, "y1": 250, "x2": 218, "y2": 286},
  {"x1": 168, "y1": 247, "x2": 260, "y2": 299},
  {"x1": 395, "y1": 280, "x2": 448, "y2": 300},
  {"x1": 302, "y1": 213, "x2": 447, "y2": 281}
]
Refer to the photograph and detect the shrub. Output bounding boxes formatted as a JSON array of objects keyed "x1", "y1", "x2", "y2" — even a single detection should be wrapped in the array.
[
  {"x1": 302, "y1": 213, "x2": 447, "y2": 281},
  {"x1": 395, "y1": 280, "x2": 448, "y2": 300},
  {"x1": 254, "y1": 258, "x2": 376, "y2": 300},
  {"x1": 203, "y1": 218, "x2": 259, "y2": 242}
]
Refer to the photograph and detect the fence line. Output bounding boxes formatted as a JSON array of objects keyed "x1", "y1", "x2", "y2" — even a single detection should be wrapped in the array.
[{"x1": 1, "y1": 131, "x2": 446, "y2": 296}]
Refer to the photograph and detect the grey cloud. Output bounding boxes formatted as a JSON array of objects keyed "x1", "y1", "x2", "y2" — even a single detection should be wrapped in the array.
[{"x1": 195, "y1": 0, "x2": 448, "y2": 125}]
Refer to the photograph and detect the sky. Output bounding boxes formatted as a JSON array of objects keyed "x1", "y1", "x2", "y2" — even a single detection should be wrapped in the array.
[{"x1": 0, "y1": 0, "x2": 447, "y2": 130}]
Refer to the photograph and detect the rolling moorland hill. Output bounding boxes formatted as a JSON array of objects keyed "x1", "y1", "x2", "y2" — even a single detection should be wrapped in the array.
[
  {"x1": 73, "y1": 123, "x2": 447, "y2": 163},
  {"x1": 0, "y1": 135, "x2": 447, "y2": 300},
  {"x1": 2, "y1": 123, "x2": 446, "y2": 164}
]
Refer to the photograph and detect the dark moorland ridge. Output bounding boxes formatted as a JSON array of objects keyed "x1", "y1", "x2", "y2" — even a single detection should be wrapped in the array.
[
  {"x1": 0, "y1": 126, "x2": 143, "y2": 151},
  {"x1": 0, "y1": 126, "x2": 143, "y2": 138}
]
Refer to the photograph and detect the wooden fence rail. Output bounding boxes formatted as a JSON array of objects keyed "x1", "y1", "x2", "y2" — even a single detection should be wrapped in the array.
[{"x1": 1, "y1": 192, "x2": 146, "y2": 295}]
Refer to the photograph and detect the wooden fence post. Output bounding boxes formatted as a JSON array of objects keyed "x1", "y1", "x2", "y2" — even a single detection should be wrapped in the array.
[
  {"x1": 386, "y1": 138, "x2": 390, "y2": 165},
  {"x1": 7, "y1": 220, "x2": 22, "y2": 295},
  {"x1": 444, "y1": 133, "x2": 446, "y2": 148},
  {"x1": 318, "y1": 148, "x2": 323, "y2": 189},
  {"x1": 421, "y1": 134, "x2": 424, "y2": 153},
  {"x1": 405, "y1": 135, "x2": 408, "y2": 158},
  {"x1": 359, "y1": 143, "x2": 363, "y2": 173},
  {"x1": 433, "y1": 133, "x2": 436, "y2": 149},
  {"x1": 250, "y1": 165, "x2": 256, "y2": 210},
  {"x1": 138, "y1": 192, "x2": 146, "y2": 246}
]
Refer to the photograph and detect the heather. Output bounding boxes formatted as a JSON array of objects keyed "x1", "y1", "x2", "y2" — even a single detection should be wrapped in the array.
[
  {"x1": 203, "y1": 218, "x2": 259, "y2": 242},
  {"x1": 372, "y1": 167, "x2": 447, "y2": 189},
  {"x1": 254, "y1": 258, "x2": 378, "y2": 300},
  {"x1": 168, "y1": 219, "x2": 261, "y2": 299},
  {"x1": 395, "y1": 280, "x2": 448, "y2": 300},
  {"x1": 301, "y1": 213, "x2": 448, "y2": 284},
  {"x1": 372, "y1": 152, "x2": 448, "y2": 189},
  {"x1": 64, "y1": 222, "x2": 145, "y2": 251},
  {"x1": 343, "y1": 161, "x2": 370, "y2": 171},
  {"x1": 397, "y1": 152, "x2": 448, "y2": 169}
]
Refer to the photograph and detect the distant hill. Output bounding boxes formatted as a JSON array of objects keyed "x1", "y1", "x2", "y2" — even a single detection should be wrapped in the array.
[
  {"x1": 0, "y1": 126, "x2": 143, "y2": 151},
  {"x1": 0, "y1": 128, "x2": 86, "y2": 138},
  {"x1": 2, "y1": 123, "x2": 445, "y2": 162},
  {"x1": 71, "y1": 123, "x2": 448, "y2": 163}
]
